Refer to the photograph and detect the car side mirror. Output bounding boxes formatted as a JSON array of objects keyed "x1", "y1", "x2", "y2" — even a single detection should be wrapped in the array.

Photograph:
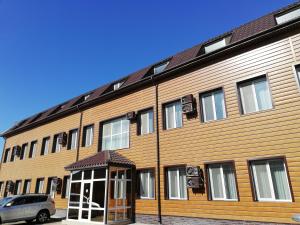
[{"x1": 5, "y1": 202, "x2": 12, "y2": 207}]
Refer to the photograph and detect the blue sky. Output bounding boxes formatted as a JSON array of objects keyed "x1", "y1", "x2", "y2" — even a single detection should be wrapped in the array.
[{"x1": 0, "y1": 0, "x2": 296, "y2": 152}]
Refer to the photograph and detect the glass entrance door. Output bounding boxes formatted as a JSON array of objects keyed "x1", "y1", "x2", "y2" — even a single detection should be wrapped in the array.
[{"x1": 80, "y1": 182, "x2": 91, "y2": 220}]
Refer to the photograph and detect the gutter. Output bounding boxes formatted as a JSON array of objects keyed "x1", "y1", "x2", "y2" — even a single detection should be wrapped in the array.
[{"x1": 3, "y1": 19, "x2": 300, "y2": 138}]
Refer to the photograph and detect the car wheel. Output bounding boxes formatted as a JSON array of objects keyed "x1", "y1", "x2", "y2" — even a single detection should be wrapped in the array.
[{"x1": 36, "y1": 210, "x2": 50, "y2": 223}]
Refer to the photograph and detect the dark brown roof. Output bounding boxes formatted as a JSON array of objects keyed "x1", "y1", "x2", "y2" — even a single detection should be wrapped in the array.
[
  {"x1": 2, "y1": 1, "x2": 300, "y2": 137},
  {"x1": 65, "y1": 151, "x2": 135, "y2": 171}
]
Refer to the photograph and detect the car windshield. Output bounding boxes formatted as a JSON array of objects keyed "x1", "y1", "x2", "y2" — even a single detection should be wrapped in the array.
[{"x1": 0, "y1": 197, "x2": 13, "y2": 206}]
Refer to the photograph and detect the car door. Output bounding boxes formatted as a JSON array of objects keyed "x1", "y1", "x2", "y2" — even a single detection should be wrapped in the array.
[
  {"x1": 1, "y1": 197, "x2": 27, "y2": 222},
  {"x1": 23, "y1": 196, "x2": 39, "y2": 218}
]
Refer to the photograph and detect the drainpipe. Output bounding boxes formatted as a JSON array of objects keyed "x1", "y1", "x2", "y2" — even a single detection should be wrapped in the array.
[
  {"x1": 151, "y1": 76, "x2": 162, "y2": 224},
  {"x1": 76, "y1": 105, "x2": 83, "y2": 162}
]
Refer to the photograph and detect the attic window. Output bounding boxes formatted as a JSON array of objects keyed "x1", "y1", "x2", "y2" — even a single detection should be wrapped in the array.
[
  {"x1": 30, "y1": 113, "x2": 43, "y2": 123},
  {"x1": 275, "y1": 7, "x2": 300, "y2": 24},
  {"x1": 113, "y1": 82, "x2": 124, "y2": 91},
  {"x1": 84, "y1": 94, "x2": 90, "y2": 101},
  {"x1": 204, "y1": 36, "x2": 231, "y2": 54},
  {"x1": 153, "y1": 61, "x2": 169, "y2": 75}
]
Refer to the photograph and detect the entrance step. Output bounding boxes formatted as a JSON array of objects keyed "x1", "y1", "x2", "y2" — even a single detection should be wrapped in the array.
[{"x1": 62, "y1": 221, "x2": 150, "y2": 225}]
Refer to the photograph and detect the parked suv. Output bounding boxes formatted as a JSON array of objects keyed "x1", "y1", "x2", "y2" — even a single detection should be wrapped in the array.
[{"x1": 0, "y1": 194, "x2": 56, "y2": 224}]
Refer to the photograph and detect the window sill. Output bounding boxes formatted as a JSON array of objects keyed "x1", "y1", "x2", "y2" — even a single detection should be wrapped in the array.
[
  {"x1": 211, "y1": 199, "x2": 238, "y2": 202},
  {"x1": 138, "y1": 132, "x2": 155, "y2": 137},
  {"x1": 138, "y1": 197, "x2": 155, "y2": 200},
  {"x1": 201, "y1": 117, "x2": 228, "y2": 124},
  {"x1": 256, "y1": 199, "x2": 292, "y2": 203},
  {"x1": 163, "y1": 126, "x2": 183, "y2": 132},
  {"x1": 240, "y1": 107, "x2": 275, "y2": 117},
  {"x1": 167, "y1": 198, "x2": 188, "y2": 201}
]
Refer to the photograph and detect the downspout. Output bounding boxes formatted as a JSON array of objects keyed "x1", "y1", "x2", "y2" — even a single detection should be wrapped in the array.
[
  {"x1": 151, "y1": 76, "x2": 162, "y2": 224},
  {"x1": 76, "y1": 105, "x2": 83, "y2": 162}
]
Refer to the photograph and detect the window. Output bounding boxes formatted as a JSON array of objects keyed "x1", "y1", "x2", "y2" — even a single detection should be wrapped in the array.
[
  {"x1": 3, "y1": 148, "x2": 10, "y2": 163},
  {"x1": 102, "y1": 117, "x2": 129, "y2": 150},
  {"x1": 62, "y1": 176, "x2": 70, "y2": 199},
  {"x1": 0, "y1": 182, "x2": 3, "y2": 195},
  {"x1": 20, "y1": 144, "x2": 28, "y2": 160},
  {"x1": 238, "y1": 76, "x2": 272, "y2": 114},
  {"x1": 295, "y1": 65, "x2": 300, "y2": 86},
  {"x1": 207, "y1": 163, "x2": 238, "y2": 201},
  {"x1": 204, "y1": 36, "x2": 231, "y2": 54},
  {"x1": 82, "y1": 125, "x2": 94, "y2": 147},
  {"x1": 201, "y1": 89, "x2": 226, "y2": 122},
  {"x1": 138, "y1": 109, "x2": 154, "y2": 135},
  {"x1": 47, "y1": 177, "x2": 57, "y2": 198},
  {"x1": 84, "y1": 94, "x2": 90, "y2": 101},
  {"x1": 35, "y1": 178, "x2": 44, "y2": 194},
  {"x1": 138, "y1": 169, "x2": 155, "y2": 199},
  {"x1": 29, "y1": 141, "x2": 37, "y2": 158},
  {"x1": 10, "y1": 147, "x2": 16, "y2": 162},
  {"x1": 166, "y1": 167, "x2": 187, "y2": 200},
  {"x1": 113, "y1": 82, "x2": 124, "y2": 91},
  {"x1": 68, "y1": 129, "x2": 78, "y2": 150},
  {"x1": 250, "y1": 159, "x2": 292, "y2": 202},
  {"x1": 52, "y1": 134, "x2": 62, "y2": 153},
  {"x1": 23, "y1": 179, "x2": 31, "y2": 194},
  {"x1": 41, "y1": 137, "x2": 50, "y2": 156},
  {"x1": 154, "y1": 61, "x2": 169, "y2": 75},
  {"x1": 275, "y1": 7, "x2": 300, "y2": 24},
  {"x1": 164, "y1": 101, "x2": 182, "y2": 130},
  {"x1": 14, "y1": 180, "x2": 22, "y2": 195}
]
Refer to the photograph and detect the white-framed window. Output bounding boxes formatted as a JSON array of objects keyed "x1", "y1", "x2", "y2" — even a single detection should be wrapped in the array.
[
  {"x1": 29, "y1": 141, "x2": 37, "y2": 158},
  {"x1": 238, "y1": 76, "x2": 272, "y2": 114},
  {"x1": 164, "y1": 101, "x2": 182, "y2": 130},
  {"x1": 3, "y1": 148, "x2": 10, "y2": 163},
  {"x1": 20, "y1": 144, "x2": 28, "y2": 160},
  {"x1": 275, "y1": 7, "x2": 300, "y2": 24},
  {"x1": 83, "y1": 125, "x2": 93, "y2": 147},
  {"x1": 204, "y1": 36, "x2": 231, "y2": 54},
  {"x1": 36, "y1": 178, "x2": 44, "y2": 194},
  {"x1": 10, "y1": 147, "x2": 16, "y2": 162},
  {"x1": 102, "y1": 117, "x2": 129, "y2": 150},
  {"x1": 113, "y1": 82, "x2": 124, "y2": 91},
  {"x1": 41, "y1": 137, "x2": 50, "y2": 155},
  {"x1": 154, "y1": 61, "x2": 169, "y2": 74},
  {"x1": 295, "y1": 65, "x2": 300, "y2": 87},
  {"x1": 139, "y1": 169, "x2": 155, "y2": 199},
  {"x1": 167, "y1": 167, "x2": 187, "y2": 200},
  {"x1": 54, "y1": 135, "x2": 62, "y2": 153},
  {"x1": 14, "y1": 180, "x2": 22, "y2": 195},
  {"x1": 69, "y1": 129, "x2": 78, "y2": 150},
  {"x1": 201, "y1": 89, "x2": 226, "y2": 122},
  {"x1": 49, "y1": 178, "x2": 57, "y2": 198},
  {"x1": 139, "y1": 109, "x2": 154, "y2": 135},
  {"x1": 65, "y1": 176, "x2": 70, "y2": 199},
  {"x1": 23, "y1": 180, "x2": 31, "y2": 194},
  {"x1": 208, "y1": 163, "x2": 238, "y2": 201},
  {"x1": 251, "y1": 159, "x2": 292, "y2": 202}
]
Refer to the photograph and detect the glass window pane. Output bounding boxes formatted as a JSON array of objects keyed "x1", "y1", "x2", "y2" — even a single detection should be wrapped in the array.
[
  {"x1": 240, "y1": 82, "x2": 256, "y2": 113},
  {"x1": 214, "y1": 90, "x2": 225, "y2": 120},
  {"x1": 92, "y1": 181, "x2": 105, "y2": 208},
  {"x1": 140, "y1": 172, "x2": 148, "y2": 198},
  {"x1": 254, "y1": 79, "x2": 272, "y2": 111},
  {"x1": 168, "y1": 169, "x2": 178, "y2": 198},
  {"x1": 141, "y1": 112, "x2": 149, "y2": 135},
  {"x1": 210, "y1": 165, "x2": 224, "y2": 199},
  {"x1": 269, "y1": 160, "x2": 291, "y2": 200},
  {"x1": 149, "y1": 170, "x2": 155, "y2": 199},
  {"x1": 148, "y1": 110, "x2": 154, "y2": 133},
  {"x1": 69, "y1": 183, "x2": 81, "y2": 207},
  {"x1": 202, "y1": 93, "x2": 214, "y2": 121},
  {"x1": 68, "y1": 209, "x2": 79, "y2": 220},
  {"x1": 276, "y1": 8, "x2": 300, "y2": 24},
  {"x1": 253, "y1": 162, "x2": 272, "y2": 199},
  {"x1": 94, "y1": 169, "x2": 106, "y2": 179},
  {"x1": 166, "y1": 104, "x2": 175, "y2": 129},
  {"x1": 223, "y1": 164, "x2": 237, "y2": 200},
  {"x1": 175, "y1": 102, "x2": 182, "y2": 128},
  {"x1": 178, "y1": 168, "x2": 187, "y2": 199},
  {"x1": 91, "y1": 210, "x2": 104, "y2": 223}
]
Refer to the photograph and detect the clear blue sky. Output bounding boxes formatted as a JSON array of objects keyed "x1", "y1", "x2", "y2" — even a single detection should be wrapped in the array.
[{"x1": 0, "y1": 0, "x2": 296, "y2": 153}]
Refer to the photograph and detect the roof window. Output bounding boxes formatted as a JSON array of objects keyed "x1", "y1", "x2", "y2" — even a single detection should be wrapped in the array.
[
  {"x1": 275, "y1": 7, "x2": 300, "y2": 24},
  {"x1": 204, "y1": 36, "x2": 231, "y2": 54}
]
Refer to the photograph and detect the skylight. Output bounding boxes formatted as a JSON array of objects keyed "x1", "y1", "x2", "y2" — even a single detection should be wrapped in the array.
[
  {"x1": 84, "y1": 94, "x2": 90, "y2": 101},
  {"x1": 113, "y1": 81, "x2": 124, "y2": 91},
  {"x1": 276, "y1": 7, "x2": 300, "y2": 24},
  {"x1": 153, "y1": 61, "x2": 169, "y2": 75},
  {"x1": 204, "y1": 36, "x2": 231, "y2": 54}
]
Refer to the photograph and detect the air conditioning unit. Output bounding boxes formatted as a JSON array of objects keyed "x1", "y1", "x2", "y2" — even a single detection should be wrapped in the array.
[
  {"x1": 126, "y1": 111, "x2": 136, "y2": 120},
  {"x1": 182, "y1": 103, "x2": 195, "y2": 114},
  {"x1": 58, "y1": 132, "x2": 68, "y2": 146},
  {"x1": 186, "y1": 166, "x2": 200, "y2": 177},
  {"x1": 186, "y1": 177, "x2": 203, "y2": 188},
  {"x1": 181, "y1": 94, "x2": 194, "y2": 105}
]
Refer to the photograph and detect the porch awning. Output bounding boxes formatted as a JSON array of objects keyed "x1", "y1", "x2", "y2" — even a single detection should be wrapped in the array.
[{"x1": 64, "y1": 151, "x2": 135, "y2": 171}]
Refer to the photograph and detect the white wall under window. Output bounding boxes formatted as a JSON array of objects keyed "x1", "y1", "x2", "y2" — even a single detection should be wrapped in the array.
[
  {"x1": 139, "y1": 170, "x2": 155, "y2": 199},
  {"x1": 167, "y1": 167, "x2": 187, "y2": 200},
  {"x1": 251, "y1": 159, "x2": 291, "y2": 202},
  {"x1": 165, "y1": 101, "x2": 182, "y2": 130},
  {"x1": 208, "y1": 163, "x2": 238, "y2": 201},
  {"x1": 102, "y1": 117, "x2": 129, "y2": 150},
  {"x1": 239, "y1": 76, "x2": 272, "y2": 114},
  {"x1": 201, "y1": 89, "x2": 226, "y2": 122}
]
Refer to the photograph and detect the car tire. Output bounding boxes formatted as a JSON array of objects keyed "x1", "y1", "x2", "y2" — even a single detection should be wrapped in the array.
[
  {"x1": 25, "y1": 219, "x2": 34, "y2": 224},
  {"x1": 36, "y1": 210, "x2": 50, "y2": 224}
]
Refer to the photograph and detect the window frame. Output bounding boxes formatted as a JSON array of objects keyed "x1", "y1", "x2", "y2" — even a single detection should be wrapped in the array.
[
  {"x1": 14, "y1": 180, "x2": 22, "y2": 195},
  {"x1": 205, "y1": 161, "x2": 239, "y2": 201},
  {"x1": 82, "y1": 124, "x2": 94, "y2": 147},
  {"x1": 165, "y1": 166, "x2": 188, "y2": 200},
  {"x1": 41, "y1": 137, "x2": 50, "y2": 156},
  {"x1": 29, "y1": 141, "x2": 37, "y2": 158},
  {"x1": 293, "y1": 64, "x2": 300, "y2": 91},
  {"x1": 199, "y1": 87, "x2": 227, "y2": 123},
  {"x1": 35, "y1": 178, "x2": 44, "y2": 194},
  {"x1": 237, "y1": 74, "x2": 273, "y2": 115},
  {"x1": 20, "y1": 143, "x2": 28, "y2": 160},
  {"x1": 275, "y1": 7, "x2": 300, "y2": 25},
  {"x1": 153, "y1": 61, "x2": 169, "y2": 75},
  {"x1": 203, "y1": 35, "x2": 231, "y2": 54},
  {"x1": 137, "y1": 107, "x2": 154, "y2": 136},
  {"x1": 23, "y1": 179, "x2": 31, "y2": 194},
  {"x1": 137, "y1": 168, "x2": 155, "y2": 200},
  {"x1": 68, "y1": 128, "x2": 79, "y2": 150},
  {"x1": 52, "y1": 134, "x2": 62, "y2": 153},
  {"x1": 10, "y1": 147, "x2": 16, "y2": 162},
  {"x1": 248, "y1": 156, "x2": 293, "y2": 202},
  {"x1": 3, "y1": 148, "x2": 10, "y2": 163},
  {"x1": 61, "y1": 175, "x2": 70, "y2": 199},
  {"x1": 162, "y1": 99, "x2": 183, "y2": 130}
]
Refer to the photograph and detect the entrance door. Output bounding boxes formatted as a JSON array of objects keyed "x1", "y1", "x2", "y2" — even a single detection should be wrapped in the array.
[{"x1": 80, "y1": 181, "x2": 91, "y2": 220}]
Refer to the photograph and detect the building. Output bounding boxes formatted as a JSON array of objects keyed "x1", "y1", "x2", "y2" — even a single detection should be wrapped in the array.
[{"x1": 1, "y1": 2, "x2": 300, "y2": 224}]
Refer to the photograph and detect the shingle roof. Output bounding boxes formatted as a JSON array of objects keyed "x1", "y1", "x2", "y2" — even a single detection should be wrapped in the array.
[
  {"x1": 65, "y1": 151, "x2": 135, "y2": 171},
  {"x1": 3, "y1": 1, "x2": 300, "y2": 137}
]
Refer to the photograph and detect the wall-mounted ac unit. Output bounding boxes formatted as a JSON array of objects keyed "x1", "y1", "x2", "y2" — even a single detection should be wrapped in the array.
[
  {"x1": 181, "y1": 94, "x2": 194, "y2": 105},
  {"x1": 58, "y1": 132, "x2": 68, "y2": 146},
  {"x1": 126, "y1": 111, "x2": 136, "y2": 120},
  {"x1": 186, "y1": 166, "x2": 200, "y2": 176},
  {"x1": 186, "y1": 177, "x2": 203, "y2": 188},
  {"x1": 182, "y1": 103, "x2": 195, "y2": 114}
]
